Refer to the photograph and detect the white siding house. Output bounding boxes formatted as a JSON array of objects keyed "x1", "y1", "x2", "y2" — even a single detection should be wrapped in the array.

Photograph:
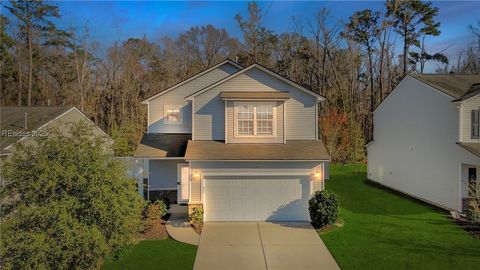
[{"x1": 367, "y1": 75, "x2": 480, "y2": 212}]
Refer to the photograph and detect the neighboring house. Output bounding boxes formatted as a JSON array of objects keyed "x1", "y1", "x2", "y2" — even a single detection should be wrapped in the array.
[
  {"x1": 367, "y1": 74, "x2": 480, "y2": 212},
  {"x1": 134, "y1": 59, "x2": 329, "y2": 221},
  {"x1": 1, "y1": 106, "x2": 111, "y2": 157}
]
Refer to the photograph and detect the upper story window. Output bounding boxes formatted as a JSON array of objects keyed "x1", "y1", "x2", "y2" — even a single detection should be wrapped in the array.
[
  {"x1": 235, "y1": 102, "x2": 275, "y2": 137},
  {"x1": 472, "y1": 109, "x2": 479, "y2": 139},
  {"x1": 164, "y1": 105, "x2": 183, "y2": 124}
]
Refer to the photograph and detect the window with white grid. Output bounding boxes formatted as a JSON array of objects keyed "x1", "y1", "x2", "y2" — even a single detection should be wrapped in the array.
[
  {"x1": 235, "y1": 102, "x2": 275, "y2": 136},
  {"x1": 237, "y1": 104, "x2": 255, "y2": 135}
]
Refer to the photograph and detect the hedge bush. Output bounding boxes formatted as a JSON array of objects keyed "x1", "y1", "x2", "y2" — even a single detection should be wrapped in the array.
[
  {"x1": 0, "y1": 122, "x2": 144, "y2": 269},
  {"x1": 308, "y1": 190, "x2": 339, "y2": 228}
]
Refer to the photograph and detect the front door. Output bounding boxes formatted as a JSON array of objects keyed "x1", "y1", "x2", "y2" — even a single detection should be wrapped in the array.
[{"x1": 177, "y1": 163, "x2": 190, "y2": 204}]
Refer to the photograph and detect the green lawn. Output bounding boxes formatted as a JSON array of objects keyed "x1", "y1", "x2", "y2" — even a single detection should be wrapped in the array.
[
  {"x1": 322, "y1": 164, "x2": 480, "y2": 270},
  {"x1": 102, "y1": 239, "x2": 197, "y2": 270}
]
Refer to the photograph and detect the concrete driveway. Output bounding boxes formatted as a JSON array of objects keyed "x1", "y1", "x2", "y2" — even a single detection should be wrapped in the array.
[{"x1": 193, "y1": 222, "x2": 340, "y2": 270}]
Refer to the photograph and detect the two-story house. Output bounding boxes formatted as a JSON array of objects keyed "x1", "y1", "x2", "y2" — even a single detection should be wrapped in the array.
[
  {"x1": 134, "y1": 60, "x2": 329, "y2": 221},
  {"x1": 367, "y1": 74, "x2": 480, "y2": 212}
]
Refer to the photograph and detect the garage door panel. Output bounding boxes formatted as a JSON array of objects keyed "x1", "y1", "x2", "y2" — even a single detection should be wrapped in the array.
[{"x1": 204, "y1": 176, "x2": 310, "y2": 221}]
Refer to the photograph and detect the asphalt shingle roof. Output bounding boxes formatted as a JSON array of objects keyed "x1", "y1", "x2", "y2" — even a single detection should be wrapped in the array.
[
  {"x1": 411, "y1": 74, "x2": 480, "y2": 99},
  {"x1": 133, "y1": 133, "x2": 191, "y2": 158},
  {"x1": 1, "y1": 106, "x2": 74, "y2": 151},
  {"x1": 184, "y1": 140, "x2": 330, "y2": 161}
]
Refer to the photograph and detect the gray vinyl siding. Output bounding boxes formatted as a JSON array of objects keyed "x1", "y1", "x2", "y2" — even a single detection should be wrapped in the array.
[
  {"x1": 149, "y1": 160, "x2": 182, "y2": 189},
  {"x1": 460, "y1": 95, "x2": 480, "y2": 142},
  {"x1": 148, "y1": 63, "x2": 239, "y2": 133},
  {"x1": 226, "y1": 100, "x2": 284, "y2": 143},
  {"x1": 193, "y1": 68, "x2": 317, "y2": 141}
]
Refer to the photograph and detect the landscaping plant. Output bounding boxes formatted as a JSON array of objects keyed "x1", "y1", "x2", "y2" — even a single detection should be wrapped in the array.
[
  {"x1": 0, "y1": 122, "x2": 144, "y2": 270},
  {"x1": 466, "y1": 182, "x2": 480, "y2": 226},
  {"x1": 144, "y1": 200, "x2": 169, "y2": 224},
  {"x1": 309, "y1": 190, "x2": 339, "y2": 228},
  {"x1": 189, "y1": 207, "x2": 204, "y2": 225}
]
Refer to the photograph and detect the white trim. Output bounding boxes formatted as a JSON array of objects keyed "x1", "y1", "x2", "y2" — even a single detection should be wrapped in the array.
[
  {"x1": 315, "y1": 103, "x2": 319, "y2": 140},
  {"x1": 192, "y1": 100, "x2": 195, "y2": 140},
  {"x1": 459, "y1": 103, "x2": 463, "y2": 141},
  {"x1": 147, "y1": 102, "x2": 150, "y2": 133},
  {"x1": 233, "y1": 101, "x2": 277, "y2": 138},
  {"x1": 202, "y1": 169, "x2": 312, "y2": 176},
  {"x1": 4, "y1": 107, "x2": 112, "y2": 151},
  {"x1": 163, "y1": 105, "x2": 183, "y2": 125},
  {"x1": 141, "y1": 60, "x2": 243, "y2": 103},
  {"x1": 185, "y1": 64, "x2": 325, "y2": 101},
  {"x1": 224, "y1": 100, "x2": 228, "y2": 144},
  {"x1": 283, "y1": 101, "x2": 287, "y2": 144}
]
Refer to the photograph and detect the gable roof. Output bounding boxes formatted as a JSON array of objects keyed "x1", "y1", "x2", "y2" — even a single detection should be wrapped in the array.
[
  {"x1": 184, "y1": 64, "x2": 325, "y2": 101},
  {"x1": 141, "y1": 59, "x2": 243, "y2": 103},
  {"x1": 1, "y1": 106, "x2": 74, "y2": 151},
  {"x1": 1, "y1": 106, "x2": 110, "y2": 155},
  {"x1": 410, "y1": 74, "x2": 480, "y2": 99},
  {"x1": 133, "y1": 133, "x2": 191, "y2": 158}
]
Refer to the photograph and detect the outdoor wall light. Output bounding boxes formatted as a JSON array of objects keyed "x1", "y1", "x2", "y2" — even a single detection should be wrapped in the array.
[
  {"x1": 193, "y1": 171, "x2": 201, "y2": 181},
  {"x1": 314, "y1": 171, "x2": 322, "y2": 181}
]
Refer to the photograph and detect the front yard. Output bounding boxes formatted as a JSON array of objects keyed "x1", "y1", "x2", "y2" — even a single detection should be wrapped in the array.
[
  {"x1": 321, "y1": 164, "x2": 480, "y2": 270},
  {"x1": 102, "y1": 239, "x2": 197, "y2": 270}
]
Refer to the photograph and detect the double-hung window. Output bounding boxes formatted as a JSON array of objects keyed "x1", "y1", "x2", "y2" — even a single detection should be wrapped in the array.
[
  {"x1": 472, "y1": 109, "x2": 480, "y2": 139},
  {"x1": 236, "y1": 102, "x2": 275, "y2": 136}
]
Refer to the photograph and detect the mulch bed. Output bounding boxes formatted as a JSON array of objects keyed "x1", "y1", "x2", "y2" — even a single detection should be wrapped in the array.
[
  {"x1": 139, "y1": 214, "x2": 171, "y2": 240},
  {"x1": 191, "y1": 223, "x2": 203, "y2": 235},
  {"x1": 316, "y1": 219, "x2": 344, "y2": 235},
  {"x1": 454, "y1": 219, "x2": 480, "y2": 239}
]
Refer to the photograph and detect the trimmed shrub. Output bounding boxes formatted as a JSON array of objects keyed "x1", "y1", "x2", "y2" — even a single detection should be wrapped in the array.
[
  {"x1": 466, "y1": 200, "x2": 480, "y2": 226},
  {"x1": 466, "y1": 182, "x2": 480, "y2": 226},
  {"x1": 144, "y1": 200, "x2": 168, "y2": 221},
  {"x1": 190, "y1": 207, "x2": 204, "y2": 224},
  {"x1": 308, "y1": 190, "x2": 339, "y2": 228}
]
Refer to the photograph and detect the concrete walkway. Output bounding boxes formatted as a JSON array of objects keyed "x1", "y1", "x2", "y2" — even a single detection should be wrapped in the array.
[
  {"x1": 194, "y1": 222, "x2": 340, "y2": 270},
  {"x1": 165, "y1": 204, "x2": 200, "y2": 246}
]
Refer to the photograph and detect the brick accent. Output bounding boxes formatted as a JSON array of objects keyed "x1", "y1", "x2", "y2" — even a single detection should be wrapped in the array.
[{"x1": 149, "y1": 190, "x2": 177, "y2": 204}]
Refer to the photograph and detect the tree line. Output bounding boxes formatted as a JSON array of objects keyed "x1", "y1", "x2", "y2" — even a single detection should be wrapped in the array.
[{"x1": 1, "y1": 0, "x2": 479, "y2": 162}]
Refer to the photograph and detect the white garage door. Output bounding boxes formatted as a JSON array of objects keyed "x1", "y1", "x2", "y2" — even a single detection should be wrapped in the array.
[{"x1": 204, "y1": 175, "x2": 310, "y2": 221}]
